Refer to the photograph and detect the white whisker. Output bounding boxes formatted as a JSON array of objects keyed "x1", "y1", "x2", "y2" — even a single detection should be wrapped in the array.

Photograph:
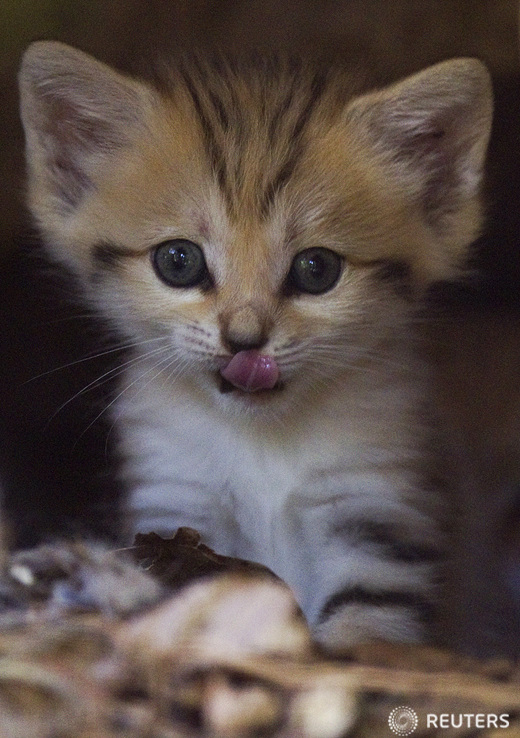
[
  {"x1": 46, "y1": 341, "x2": 172, "y2": 426},
  {"x1": 102, "y1": 350, "x2": 198, "y2": 454},
  {"x1": 25, "y1": 335, "x2": 168, "y2": 384},
  {"x1": 76, "y1": 347, "x2": 181, "y2": 448}
]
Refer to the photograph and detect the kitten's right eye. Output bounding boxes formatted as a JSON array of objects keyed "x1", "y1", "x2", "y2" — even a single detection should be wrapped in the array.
[{"x1": 152, "y1": 239, "x2": 209, "y2": 288}]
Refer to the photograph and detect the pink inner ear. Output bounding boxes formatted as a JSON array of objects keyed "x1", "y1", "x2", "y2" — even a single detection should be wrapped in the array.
[
  {"x1": 41, "y1": 94, "x2": 115, "y2": 211},
  {"x1": 220, "y1": 351, "x2": 279, "y2": 392}
]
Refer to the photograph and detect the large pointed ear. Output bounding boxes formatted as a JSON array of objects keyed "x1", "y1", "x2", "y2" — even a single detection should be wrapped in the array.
[
  {"x1": 19, "y1": 41, "x2": 153, "y2": 219},
  {"x1": 346, "y1": 58, "x2": 493, "y2": 281}
]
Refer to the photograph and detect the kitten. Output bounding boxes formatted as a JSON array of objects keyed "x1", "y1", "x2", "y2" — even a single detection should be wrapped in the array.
[{"x1": 18, "y1": 42, "x2": 492, "y2": 648}]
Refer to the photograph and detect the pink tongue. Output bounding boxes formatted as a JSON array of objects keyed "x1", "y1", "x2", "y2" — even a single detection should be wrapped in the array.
[{"x1": 221, "y1": 351, "x2": 279, "y2": 392}]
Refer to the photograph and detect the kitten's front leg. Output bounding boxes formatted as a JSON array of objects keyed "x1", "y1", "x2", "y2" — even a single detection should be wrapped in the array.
[{"x1": 304, "y1": 499, "x2": 442, "y2": 650}]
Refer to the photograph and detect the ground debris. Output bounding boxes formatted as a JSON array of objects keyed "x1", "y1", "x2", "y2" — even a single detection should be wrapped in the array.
[{"x1": 0, "y1": 533, "x2": 518, "y2": 737}]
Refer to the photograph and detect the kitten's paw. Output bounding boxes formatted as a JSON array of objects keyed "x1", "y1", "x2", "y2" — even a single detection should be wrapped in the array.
[
  {"x1": 5, "y1": 541, "x2": 162, "y2": 617},
  {"x1": 315, "y1": 601, "x2": 424, "y2": 652}
]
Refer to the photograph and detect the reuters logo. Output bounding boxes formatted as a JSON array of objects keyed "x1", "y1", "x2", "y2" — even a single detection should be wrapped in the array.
[{"x1": 388, "y1": 706, "x2": 419, "y2": 735}]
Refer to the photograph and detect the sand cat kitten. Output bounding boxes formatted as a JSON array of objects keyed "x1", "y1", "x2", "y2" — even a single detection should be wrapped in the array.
[{"x1": 19, "y1": 42, "x2": 492, "y2": 648}]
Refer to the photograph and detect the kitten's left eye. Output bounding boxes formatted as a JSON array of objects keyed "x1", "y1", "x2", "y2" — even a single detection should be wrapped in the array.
[
  {"x1": 152, "y1": 239, "x2": 209, "y2": 288},
  {"x1": 287, "y1": 248, "x2": 342, "y2": 295}
]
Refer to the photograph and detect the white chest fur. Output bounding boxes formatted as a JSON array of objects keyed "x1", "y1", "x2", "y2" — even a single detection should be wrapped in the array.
[{"x1": 117, "y1": 358, "x2": 430, "y2": 623}]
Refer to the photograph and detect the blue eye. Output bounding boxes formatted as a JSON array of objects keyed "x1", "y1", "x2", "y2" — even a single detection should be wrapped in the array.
[
  {"x1": 288, "y1": 248, "x2": 342, "y2": 294},
  {"x1": 152, "y1": 239, "x2": 209, "y2": 288}
]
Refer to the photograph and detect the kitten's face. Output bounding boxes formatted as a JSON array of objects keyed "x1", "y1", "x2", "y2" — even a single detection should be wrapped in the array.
[
  {"x1": 19, "y1": 45, "x2": 492, "y2": 418},
  {"x1": 53, "y1": 86, "x2": 413, "y2": 416}
]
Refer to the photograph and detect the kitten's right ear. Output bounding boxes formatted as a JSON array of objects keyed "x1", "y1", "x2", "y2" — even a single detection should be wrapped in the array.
[{"x1": 19, "y1": 41, "x2": 151, "y2": 217}]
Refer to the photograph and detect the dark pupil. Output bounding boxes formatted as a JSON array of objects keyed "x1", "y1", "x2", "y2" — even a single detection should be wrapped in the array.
[
  {"x1": 168, "y1": 246, "x2": 191, "y2": 273},
  {"x1": 305, "y1": 254, "x2": 325, "y2": 279}
]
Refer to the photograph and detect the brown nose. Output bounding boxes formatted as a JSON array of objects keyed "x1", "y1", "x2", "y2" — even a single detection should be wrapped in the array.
[{"x1": 220, "y1": 305, "x2": 269, "y2": 354}]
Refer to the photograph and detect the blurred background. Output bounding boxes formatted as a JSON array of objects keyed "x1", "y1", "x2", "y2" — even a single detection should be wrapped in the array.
[{"x1": 0, "y1": 1, "x2": 519, "y2": 559}]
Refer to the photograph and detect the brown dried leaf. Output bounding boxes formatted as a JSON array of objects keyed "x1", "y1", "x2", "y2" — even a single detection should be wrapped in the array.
[{"x1": 131, "y1": 528, "x2": 281, "y2": 590}]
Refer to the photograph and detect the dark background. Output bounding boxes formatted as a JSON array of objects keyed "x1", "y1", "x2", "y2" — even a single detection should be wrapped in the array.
[{"x1": 1, "y1": 0, "x2": 520, "y2": 548}]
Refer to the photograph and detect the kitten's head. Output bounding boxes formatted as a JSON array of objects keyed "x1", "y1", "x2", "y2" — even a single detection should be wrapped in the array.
[{"x1": 19, "y1": 43, "x2": 492, "y2": 418}]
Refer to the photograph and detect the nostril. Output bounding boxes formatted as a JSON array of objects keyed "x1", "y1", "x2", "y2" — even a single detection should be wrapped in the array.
[{"x1": 225, "y1": 335, "x2": 267, "y2": 355}]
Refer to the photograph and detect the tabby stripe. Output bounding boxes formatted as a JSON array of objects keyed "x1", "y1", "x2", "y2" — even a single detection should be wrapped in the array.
[
  {"x1": 319, "y1": 586, "x2": 436, "y2": 625},
  {"x1": 180, "y1": 69, "x2": 231, "y2": 204},
  {"x1": 267, "y1": 71, "x2": 300, "y2": 140},
  {"x1": 208, "y1": 87, "x2": 231, "y2": 132},
  {"x1": 261, "y1": 70, "x2": 329, "y2": 214},
  {"x1": 337, "y1": 519, "x2": 441, "y2": 564},
  {"x1": 373, "y1": 260, "x2": 413, "y2": 299},
  {"x1": 92, "y1": 242, "x2": 135, "y2": 270},
  {"x1": 291, "y1": 70, "x2": 329, "y2": 142}
]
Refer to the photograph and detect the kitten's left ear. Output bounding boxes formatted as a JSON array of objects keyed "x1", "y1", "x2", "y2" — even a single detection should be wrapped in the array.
[{"x1": 347, "y1": 58, "x2": 493, "y2": 281}]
